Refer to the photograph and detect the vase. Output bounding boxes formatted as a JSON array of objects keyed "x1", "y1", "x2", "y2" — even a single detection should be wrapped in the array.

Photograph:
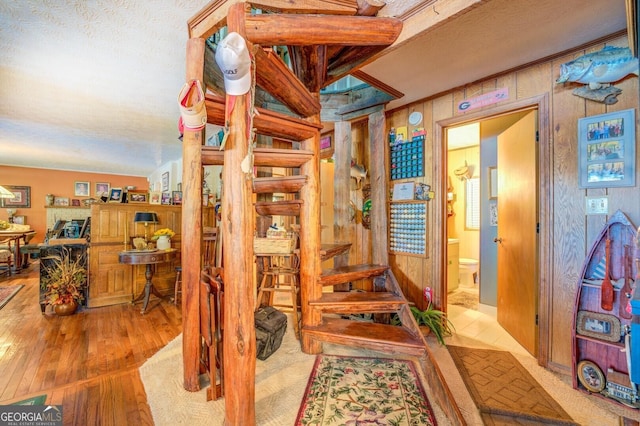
[
  {"x1": 156, "y1": 235, "x2": 171, "y2": 250},
  {"x1": 54, "y1": 301, "x2": 78, "y2": 316},
  {"x1": 45, "y1": 194, "x2": 55, "y2": 206}
]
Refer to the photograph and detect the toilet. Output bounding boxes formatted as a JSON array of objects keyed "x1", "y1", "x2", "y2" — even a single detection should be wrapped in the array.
[{"x1": 459, "y1": 258, "x2": 479, "y2": 288}]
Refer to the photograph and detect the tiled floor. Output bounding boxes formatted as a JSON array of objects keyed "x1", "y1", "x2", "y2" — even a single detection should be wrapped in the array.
[{"x1": 447, "y1": 287, "x2": 529, "y2": 356}]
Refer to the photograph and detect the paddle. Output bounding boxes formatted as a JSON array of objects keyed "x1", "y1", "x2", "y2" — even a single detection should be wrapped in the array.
[
  {"x1": 619, "y1": 245, "x2": 632, "y2": 319},
  {"x1": 600, "y1": 238, "x2": 614, "y2": 311}
]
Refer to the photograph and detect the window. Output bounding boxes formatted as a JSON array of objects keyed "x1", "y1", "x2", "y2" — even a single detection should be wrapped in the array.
[{"x1": 465, "y1": 177, "x2": 480, "y2": 230}]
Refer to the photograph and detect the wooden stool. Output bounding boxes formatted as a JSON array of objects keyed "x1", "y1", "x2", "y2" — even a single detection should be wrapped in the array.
[{"x1": 255, "y1": 253, "x2": 300, "y2": 339}]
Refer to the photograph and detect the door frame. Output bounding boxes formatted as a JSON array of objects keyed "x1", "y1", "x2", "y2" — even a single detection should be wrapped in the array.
[{"x1": 434, "y1": 94, "x2": 551, "y2": 366}]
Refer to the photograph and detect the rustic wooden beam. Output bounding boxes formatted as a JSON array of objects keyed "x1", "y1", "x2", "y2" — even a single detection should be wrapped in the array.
[
  {"x1": 244, "y1": 14, "x2": 402, "y2": 46},
  {"x1": 325, "y1": 45, "x2": 390, "y2": 85},
  {"x1": 182, "y1": 37, "x2": 205, "y2": 393},
  {"x1": 205, "y1": 94, "x2": 321, "y2": 141},
  {"x1": 255, "y1": 200, "x2": 302, "y2": 216},
  {"x1": 356, "y1": 0, "x2": 385, "y2": 16},
  {"x1": 253, "y1": 175, "x2": 307, "y2": 193},
  {"x1": 254, "y1": 47, "x2": 321, "y2": 117},
  {"x1": 289, "y1": 46, "x2": 328, "y2": 94},
  {"x1": 299, "y1": 95, "x2": 323, "y2": 355},
  {"x1": 203, "y1": 147, "x2": 314, "y2": 167},
  {"x1": 333, "y1": 121, "x2": 352, "y2": 292},
  {"x1": 368, "y1": 110, "x2": 388, "y2": 266},
  {"x1": 351, "y1": 69, "x2": 404, "y2": 99},
  {"x1": 223, "y1": 4, "x2": 256, "y2": 425}
]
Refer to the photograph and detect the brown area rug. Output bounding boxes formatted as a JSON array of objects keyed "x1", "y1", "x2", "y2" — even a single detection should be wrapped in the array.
[
  {"x1": 0, "y1": 285, "x2": 23, "y2": 310},
  {"x1": 448, "y1": 345, "x2": 578, "y2": 425}
]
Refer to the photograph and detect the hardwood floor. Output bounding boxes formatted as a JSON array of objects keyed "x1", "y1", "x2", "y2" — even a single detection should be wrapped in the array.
[{"x1": 0, "y1": 261, "x2": 182, "y2": 425}]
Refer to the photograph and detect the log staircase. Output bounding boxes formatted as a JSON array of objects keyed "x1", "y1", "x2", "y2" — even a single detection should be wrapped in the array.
[{"x1": 183, "y1": 1, "x2": 464, "y2": 424}]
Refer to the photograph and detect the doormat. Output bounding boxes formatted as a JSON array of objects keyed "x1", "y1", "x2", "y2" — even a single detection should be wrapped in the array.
[
  {"x1": 448, "y1": 346, "x2": 577, "y2": 425},
  {"x1": 0, "y1": 285, "x2": 23, "y2": 310},
  {"x1": 295, "y1": 354, "x2": 437, "y2": 426}
]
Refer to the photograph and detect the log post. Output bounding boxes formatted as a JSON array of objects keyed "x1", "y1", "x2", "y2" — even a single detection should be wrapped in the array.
[
  {"x1": 182, "y1": 37, "x2": 205, "y2": 392},
  {"x1": 300, "y1": 97, "x2": 323, "y2": 355},
  {"x1": 368, "y1": 110, "x2": 388, "y2": 266},
  {"x1": 333, "y1": 121, "x2": 352, "y2": 291},
  {"x1": 223, "y1": 3, "x2": 256, "y2": 425}
]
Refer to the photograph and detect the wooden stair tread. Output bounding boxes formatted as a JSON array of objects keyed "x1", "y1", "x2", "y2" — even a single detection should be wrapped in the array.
[
  {"x1": 310, "y1": 291, "x2": 405, "y2": 313},
  {"x1": 203, "y1": 147, "x2": 314, "y2": 167},
  {"x1": 320, "y1": 264, "x2": 388, "y2": 286},
  {"x1": 255, "y1": 200, "x2": 302, "y2": 216},
  {"x1": 253, "y1": 175, "x2": 307, "y2": 194},
  {"x1": 303, "y1": 317, "x2": 425, "y2": 355}
]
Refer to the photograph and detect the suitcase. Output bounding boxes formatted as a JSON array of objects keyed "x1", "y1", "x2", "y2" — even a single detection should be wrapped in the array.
[{"x1": 255, "y1": 306, "x2": 287, "y2": 360}]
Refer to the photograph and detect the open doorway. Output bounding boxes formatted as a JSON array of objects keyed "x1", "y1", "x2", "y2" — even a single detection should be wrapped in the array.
[{"x1": 442, "y1": 105, "x2": 544, "y2": 358}]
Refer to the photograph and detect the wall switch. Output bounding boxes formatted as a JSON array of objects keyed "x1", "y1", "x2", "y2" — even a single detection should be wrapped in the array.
[{"x1": 585, "y1": 197, "x2": 608, "y2": 215}]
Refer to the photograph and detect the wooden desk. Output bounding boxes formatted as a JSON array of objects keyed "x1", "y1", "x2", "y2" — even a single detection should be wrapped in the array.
[
  {"x1": 0, "y1": 230, "x2": 36, "y2": 272},
  {"x1": 119, "y1": 249, "x2": 177, "y2": 314}
]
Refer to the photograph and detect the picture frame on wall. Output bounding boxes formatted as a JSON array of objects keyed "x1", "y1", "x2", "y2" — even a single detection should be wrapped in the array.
[
  {"x1": 578, "y1": 108, "x2": 635, "y2": 188},
  {"x1": 161, "y1": 192, "x2": 172, "y2": 205},
  {"x1": 149, "y1": 191, "x2": 162, "y2": 205},
  {"x1": 172, "y1": 191, "x2": 183, "y2": 205},
  {"x1": 127, "y1": 190, "x2": 148, "y2": 204},
  {"x1": 108, "y1": 188, "x2": 123, "y2": 203},
  {"x1": 95, "y1": 182, "x2": 110, "y2": 197},
  {"x1": 320, "y1": 133, "x2": 334, "y2": 159},
  {"x1": 576, "y1": 310, "x2": 621, "y2": 343},
  {"x1": 162, "y1": 172, "x2": 169, "y2": 192},
  {"x1": 0, "y1": 185, "x2": 31, "y2": 208},
  {"x1": 74, "y1": 181, "x2": 90, "y2": 197}
]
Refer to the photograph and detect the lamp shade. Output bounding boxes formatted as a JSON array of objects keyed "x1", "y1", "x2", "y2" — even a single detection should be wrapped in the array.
[
  {"x1": 0, "y1": 185, "x2": 14, "y2": 199},
  {"x1": 133, "y1": 212, "x2": 158, "y2": 224}
]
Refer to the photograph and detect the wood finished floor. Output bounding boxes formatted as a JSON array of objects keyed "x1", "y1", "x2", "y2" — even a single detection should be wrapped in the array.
[{"x1": 0, "y1": 261, "x2": 182, "y2": 425}]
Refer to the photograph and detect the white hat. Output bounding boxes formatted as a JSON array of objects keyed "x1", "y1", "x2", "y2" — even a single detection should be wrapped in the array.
[{"x1": 215, "y1": 32, "x2": 251, "y2": 96}]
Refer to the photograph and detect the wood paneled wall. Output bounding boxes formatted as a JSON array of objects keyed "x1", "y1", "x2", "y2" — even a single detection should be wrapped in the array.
[{"x1": 373, "y1": 35, "x2": 638, "y2": 371}]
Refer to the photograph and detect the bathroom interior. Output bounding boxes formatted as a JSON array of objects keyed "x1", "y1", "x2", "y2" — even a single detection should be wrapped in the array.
[{"x1": 446, "y1": 110, "x2": 531, "y2": 319}]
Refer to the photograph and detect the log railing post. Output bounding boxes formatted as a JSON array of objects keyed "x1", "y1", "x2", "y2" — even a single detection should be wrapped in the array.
[
  {"x1": 182, "y1": 37, "x2": 205, "y2": 392},
  {"x1": 223, "y1": 3, "x2": 256, "y2": 425}
]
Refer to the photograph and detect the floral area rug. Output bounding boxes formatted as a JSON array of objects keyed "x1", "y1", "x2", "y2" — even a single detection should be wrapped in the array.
[
  {"x1": 0, "y1": 285, "x2": 23, "y2": 310},
  {"x1": 295, "y1": 354, "x2": 437, "y2": 425}
]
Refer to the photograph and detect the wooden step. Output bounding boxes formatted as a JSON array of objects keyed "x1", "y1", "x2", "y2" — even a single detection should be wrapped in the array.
[
  {"x1": 202, "y1": 147, "x2": 314, "y2": 167},
  {"x1": 255, "y1": 200, "x2": 302, "y2": 216},
  {"x1": 309, "y1": 291, "x2": 406, "y2": 314},
  {"x1": 204, "y1": 94, "x2": 321, "y2": 141},
  {"x1": 253, "y1": 175, "x2": 307, "y2": 194},
  {"x1": 320, "y1": 264, "x2": 388, "y2": 287},
  {"x1": 303, "y1": 317, "x2": 425, "y2": 356}
]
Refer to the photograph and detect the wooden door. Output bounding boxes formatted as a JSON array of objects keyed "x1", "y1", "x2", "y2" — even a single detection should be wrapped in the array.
[{"x1": 496, "y1": 110, "x2": 538, "y2": 356}]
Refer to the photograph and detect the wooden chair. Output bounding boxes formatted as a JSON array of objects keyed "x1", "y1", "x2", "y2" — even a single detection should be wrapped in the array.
[
  {"x1": 0, "y1": 237, "x2": 16, "y2": 278},
  {"x1": 174, "y1": 227, "x2": 218, "y2": 304},
  {"x1": 255, "y1": 252, "x2": 300, "y2": 339},
  {"x1": 200, "y1": 267, "x2": 224, "y2": 400}
]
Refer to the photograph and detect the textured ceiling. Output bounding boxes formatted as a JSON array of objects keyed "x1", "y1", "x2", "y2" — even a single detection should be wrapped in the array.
[{"x1": 0, "y1": 0, "x2": 629, "y2": 177}]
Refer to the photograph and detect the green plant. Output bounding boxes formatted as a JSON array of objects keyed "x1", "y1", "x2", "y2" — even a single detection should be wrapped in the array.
[
  {"x1": 403, "y1": 304, "x2": 455, "y2": 346},
  {"x1": 41, "y1": 247, "x2": 87, "y2": 306}
]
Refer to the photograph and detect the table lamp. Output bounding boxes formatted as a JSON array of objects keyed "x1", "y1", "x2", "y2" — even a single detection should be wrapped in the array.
[{"x1": 134, "y1": 211, "x2": 159, "y2": 241}]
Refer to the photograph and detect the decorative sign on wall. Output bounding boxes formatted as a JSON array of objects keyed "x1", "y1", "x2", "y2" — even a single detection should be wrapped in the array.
[
  {"x1": 389, "y1": 202, "x2": 427, "y2": 257},
  {"x1": 457, "y1": 88, "x2": 508, "y2": 112},
  {"x1": 390, "y1": 128, "x2": 425, "y2": 180}
]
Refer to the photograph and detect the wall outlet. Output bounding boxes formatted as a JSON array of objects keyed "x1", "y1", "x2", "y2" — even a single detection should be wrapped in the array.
[{"x1": 585, "y1": 197, "x2": 608, "y2": 215}]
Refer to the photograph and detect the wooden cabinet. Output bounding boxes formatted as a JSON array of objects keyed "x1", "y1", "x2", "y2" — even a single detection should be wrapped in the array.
[
  {"x1": 88, "y1": 204, "x2": 182, "y2": 308},
  {"x1": 447, "y1": 239, "x2": 459, "y2": 292}
]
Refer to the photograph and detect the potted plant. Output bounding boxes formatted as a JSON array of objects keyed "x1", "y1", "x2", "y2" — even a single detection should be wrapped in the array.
[
  {"x1": 152, "y1": 228, "x2": 175, "y2": 250},
  {"x1": 41, "y1": 247, "x2": 87, "y2": 315},
  {"x1": 393, "y1": 304, "x2": 455, "y2": 345}
]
